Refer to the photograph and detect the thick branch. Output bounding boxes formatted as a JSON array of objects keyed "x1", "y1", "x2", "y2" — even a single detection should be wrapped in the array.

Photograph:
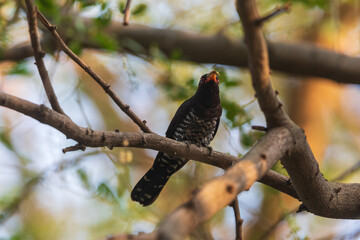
[
  {"x1": 36, "y1": 10, "x2": 152, "y2": 134},
  {"x1": 236, "y1": 0, "x2": 360, "y2": 220},
  {"x1": 258, "y1": 169, "x2": 297, "y2": 199},
  {"x1": 237, "y1": 0, "x2": 288, "y2": 127},
  {"x1": 2, "y1": 22, "x2": 360, "y2": 84},
  {"x1": 24, "y1": 0, "x2": 64, "y2": 114},
  {"x1": 281, "y1": 128, "x2": 360, "y2": 219}
]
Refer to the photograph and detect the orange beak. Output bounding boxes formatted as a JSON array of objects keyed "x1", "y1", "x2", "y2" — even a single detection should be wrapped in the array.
[{"x1": 205, "y1": 71, "x2": 220, "y2": 84}]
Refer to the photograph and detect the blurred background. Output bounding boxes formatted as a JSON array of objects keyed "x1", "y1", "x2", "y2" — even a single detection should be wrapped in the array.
[{"x1": 0, "y1": 0, "x2": 359, "y2": 239}]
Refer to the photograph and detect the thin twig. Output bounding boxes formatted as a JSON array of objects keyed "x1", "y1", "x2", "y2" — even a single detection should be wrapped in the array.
[
  {"x1": 123, "y1": 0, "x2": 132, "y2": 26},
  {"x1": 231, "y1": 198, "x2": 243, "y2": 240},
  {"x1": 36, "y1": 9, "x2": 152, "y2": 133},
  {"x1": 251, "y1": 125, "x2": 267, "y2": 131},
  {"x1": 24, "y1": 0, "x2": 64, "y2": 114},
  {"x1": 62, "y1": 143, "x2": 86, "y2": 153},
  {"x1": 256, "y1": 3, "x2": 291, "y2": 25}
]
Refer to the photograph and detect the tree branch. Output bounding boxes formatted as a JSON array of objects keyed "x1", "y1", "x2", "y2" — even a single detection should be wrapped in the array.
[
  {"x1": 36, "y1": 10, "x2": 152, "y2": 133},
  {"x1": 231, "y1": 198, "x2": 243, "y2": 240},
  {"x1": 235, "y1": 0, "x2": 360, "y2": 220},
  {"x1": 258, "y1": 170, "x2": 298, "y2": 199},
  {"x1": 122, "y1": 0, "x2": 132, "y2": 26},
  {"x1": 0, "y1": 90, "x2": 296, "y2": 198},
  {"x1": 236, "y1": 0, "x2": 289, "y2": 127},
  {"x1": 24, "y1": 0, "x2": 64, "y2": 114},
  {"x1": 255, "y1": 3, "x2": 290, "y2": 25},
  {"x1": 2, "y1": 22, "x2": 360, "y2": 84}
]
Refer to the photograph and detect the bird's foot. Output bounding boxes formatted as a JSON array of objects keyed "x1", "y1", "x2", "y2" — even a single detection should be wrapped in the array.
[{"x1": 206, "y1": 146, "x2": 213, "y2": 156}]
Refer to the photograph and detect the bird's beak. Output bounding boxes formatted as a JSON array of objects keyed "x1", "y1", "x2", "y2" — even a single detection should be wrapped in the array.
[{"x1": 205, "y1": 71, "x2": 220, "y2": 84}]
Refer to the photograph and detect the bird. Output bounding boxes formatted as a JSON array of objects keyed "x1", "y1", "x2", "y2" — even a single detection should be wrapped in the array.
[{"x1": 131, "y1": 71, "x2": 222, "y2": 206}]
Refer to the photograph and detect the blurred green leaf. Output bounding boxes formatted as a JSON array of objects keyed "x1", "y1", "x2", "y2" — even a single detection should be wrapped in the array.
[
  {"x1": 93, "y1": 32, "x2": 118, "y2": 51},
  {"x1": 131, "y1": 4, "x2": 148, "y2": 16},
  {"x1": 74, "y1": 0, "x2": 98, "y2": 8},
  {"x1": 0, "y1": 130, "x2": 14, "y2": 151},
  {"x1": 95, "y1": 8, "x2": 112, "y2": 27},
  {"x1": 277, "y1": 0, "x2": 329, "y2": 8},
  {"x1": 97, "y1": 182, "x2": 117, "y2": 203},
  {"x1": 77, "y1": 169, "x2": 90, "y2": 189},
  {"x1": 119, "y1": 1, "x2": 126, "y2": 13},
  {"x1": 170, "y1": 49, "x2": 183, "y2": 61},
  {"x1": 7, "y1": 61, "x2": 31, "y2": 76},
  {"x1": 68, "y1": 40, "x2": 83, "y2": 55},
  {"x1": 35, "y1": 0, "x2": 60, "y2": 22},
  {"x1": 221, "y1": 98, "x2": 248, "y2": 128},
  {"x1": 214, "y1": 66, "x2": 241, "y2": 87},
  {"x1": 241, "y1": 131, "x2": 263, "y2": 148}
]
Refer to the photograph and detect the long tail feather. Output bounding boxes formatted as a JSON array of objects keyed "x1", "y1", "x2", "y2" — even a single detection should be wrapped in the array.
[{"x1": 131, "y1": 152, "x2": 188, "y2": 206}]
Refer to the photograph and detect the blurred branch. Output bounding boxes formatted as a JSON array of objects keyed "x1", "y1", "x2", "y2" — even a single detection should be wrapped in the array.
[
  {"x1": 36, "y1": 9, "x2": 152, "y2": 134},
  {"x1": 0, "y1": 150, "x2": 101, "y2": 225},
  {"x1": 0, "y1": 176, "x2": 41, "y2": 225},
  {"x1": 332, "y1": 160, "x2": 360, "y2": 182},
  {"x1": 24, "y1": 0, "x2": 65, "y2": 114},
  {"x1": 122, "y1": 0, "x2": 132, "y2": 25},
  {"x1": 256, "y1": 3, "x2": 291, "y2": 25},
  {"x1": 106, "y1": 232, "x2": 157, "y2": 240},
  {"x1": 231, "y1": 198, "x2": 243, "y2": 240},
  {"x1": 3, "y1": 20, "x2": 360, "y2": 84}
]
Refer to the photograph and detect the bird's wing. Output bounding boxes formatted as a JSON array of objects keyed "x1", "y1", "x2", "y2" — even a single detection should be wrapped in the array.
[
  {"x1": 165, "y1": 97, "x2": 194, "y2": 138},
  {"x1": 213, "y1": 115, "x2": 221, "y2": 138}
]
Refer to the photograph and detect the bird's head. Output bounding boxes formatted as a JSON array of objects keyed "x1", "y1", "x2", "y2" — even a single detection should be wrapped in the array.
[
  {"x1": 195, "y1": 70, "x2": 221, "y2": 108},
  {"x1": 199, "y1": 70, "x2": 220, "y2": 86}
]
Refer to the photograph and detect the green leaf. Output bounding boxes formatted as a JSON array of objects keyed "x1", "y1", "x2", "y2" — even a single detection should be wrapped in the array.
[
  {"x1": 68, "y1": 41, "x2": 83, "y2": 55},
  {"x1": 278, "y1": 0, "x2": 329, "y2": 8},
  {"x1": 95, "y1": 8, "x2": 112, "y2": 27},
  {"x1": 35, "y1": 0, "x2": 60, "y2": 22},
  {"x1": 93, "y1": 32, "x2": 118, "y2": 51},
  {"x1": 77, "y1": 169, "x2": 90, "y2": 189},
  {"x1": 75, "y1": 0, "x2": 98, "y2": 8},
  {"x1": 119, "y1": 1, "x2": 126, "y2": 12},
  {"x1": 241, "y1": 130, "x2": 263, "y2": 148},
  {"x1": 96, "y1": 182, "x2": 117, "y2": 203},
  {"x1": 0, "y1": 131, "x2": 14, "y2": 150},
  {"x1": 221, "y1": 98, "x2": 248, "y2": 128},
  {"x1": 7, "y1": 61, "x2": 31, "y2": 76},
  {"x1": 131, "y1": 4, "x2": 148, "y2": 16}
]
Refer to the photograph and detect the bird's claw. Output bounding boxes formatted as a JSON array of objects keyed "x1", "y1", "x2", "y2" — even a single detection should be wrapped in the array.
[{"x1": 206, "y1": 146, "x2": 213, "y2": 156}]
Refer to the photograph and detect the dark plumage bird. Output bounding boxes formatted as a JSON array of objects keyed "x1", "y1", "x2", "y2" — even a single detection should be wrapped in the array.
[{"x1": 131, "y1": 71, "x2": 222, "y2": 206}]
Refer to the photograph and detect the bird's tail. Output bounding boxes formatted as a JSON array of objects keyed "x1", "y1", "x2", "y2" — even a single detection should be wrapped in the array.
[{"x1": 131, "y1": 152, "x2": 187, "y2": 206}]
